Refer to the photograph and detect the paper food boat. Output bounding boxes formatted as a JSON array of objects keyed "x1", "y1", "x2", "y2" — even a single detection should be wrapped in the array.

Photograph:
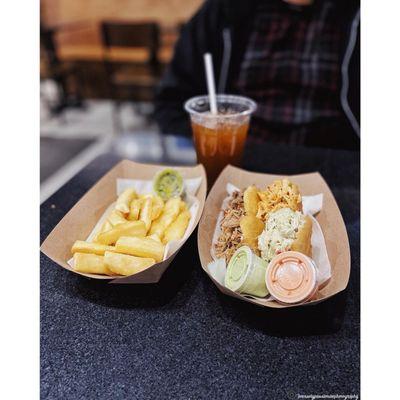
[
  {"x1": 41, "y1": 160, "x2": 207, "y2": 284},
  {"x1": 197, "y1": 165, "x2": 351, "y2": 308}
]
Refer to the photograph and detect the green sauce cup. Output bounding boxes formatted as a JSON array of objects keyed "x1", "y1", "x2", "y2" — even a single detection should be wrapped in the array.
[{"x1": 224, "y1": 246, "x2": 269, "y2": 298}]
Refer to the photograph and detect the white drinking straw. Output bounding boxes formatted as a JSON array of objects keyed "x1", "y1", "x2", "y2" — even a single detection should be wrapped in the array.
[{"x1": 203, "y1": 53, "x2": 218, "y2": 115}]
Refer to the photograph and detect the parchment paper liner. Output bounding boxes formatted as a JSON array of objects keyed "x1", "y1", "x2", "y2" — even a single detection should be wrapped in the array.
[
  {"x1": 41, "y1": 160, "x2": 207, "y2": 284},
  {"x1": 197, "y1": 165, "x2": 350, "y2": 308}
]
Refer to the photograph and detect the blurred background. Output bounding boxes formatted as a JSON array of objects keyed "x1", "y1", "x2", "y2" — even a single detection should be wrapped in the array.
[
  {"x1": 40, "y1": 0, "x2": 201, "y2": 202},
  {"x1": 41, "y1": 0, "x2": 360, "y2": 203}
]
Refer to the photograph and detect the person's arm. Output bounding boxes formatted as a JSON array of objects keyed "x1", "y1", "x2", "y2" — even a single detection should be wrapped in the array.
[{"x1": 154, "y1": 0, "x2": 223, "y2": 136}]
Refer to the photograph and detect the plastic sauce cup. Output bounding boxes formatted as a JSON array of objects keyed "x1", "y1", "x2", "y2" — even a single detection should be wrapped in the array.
[
  {"x1": 225, "y1": 246, "x2": 269, "y2": 297},
  {"x1": 265, "y1": 251, "x2": 318, "y2": 305}
]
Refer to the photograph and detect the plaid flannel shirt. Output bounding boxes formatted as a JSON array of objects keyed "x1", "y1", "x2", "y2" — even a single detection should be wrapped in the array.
[{"x1": 237, "y1": 0, "x2": 345, "y2": 143}]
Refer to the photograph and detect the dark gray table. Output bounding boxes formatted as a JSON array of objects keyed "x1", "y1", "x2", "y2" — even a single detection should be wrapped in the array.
[{"x1": 41, "y1": 143, "x2": 360, "y2": 399}]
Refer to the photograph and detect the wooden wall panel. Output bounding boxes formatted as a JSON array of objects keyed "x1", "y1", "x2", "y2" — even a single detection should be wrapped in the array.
[
  {"x1": 42, "y1": 0, "x2": 202, "y2": 59},
  {"x1": 41, "y1": 0, "x2": 202, "y2": 36}
]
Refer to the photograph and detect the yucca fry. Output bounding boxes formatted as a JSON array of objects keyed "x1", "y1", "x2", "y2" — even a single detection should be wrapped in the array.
[
  {"x1": 151, "y1": 196, "x2": 164, "y2": 220},
  {"x1": 108, "y1": 210, "x2": 127, "y2": 226},
  {"x1": 115, "y1": 188, "x2": 136, "y2": 214},
  {"x1": 147, "y1": 233, "x2": 161, "y2": 243},
  {"x1": 115, "y1": 236, "x2": 165, "y2": 262},
  {"x1": 92, "y1": 219, "x2": 113, "y2": 243},
  {"x1": 101, "y1": 220, "x2": 113, "y2": 232},
  {"x1": 73, "y1": 252, "x2": 113, "y2": 275},
  {"x1": 139, "y1": 196, "x2": 153, "y2": 232},
  {"x1": 149, "y1": 197, "x2": 181, "y2": 238},
  {"x1": 128, "y1": 198, "x2": 142, "y2": 221},
  {"x1": 71, "y1": 240, "x2": 116, "y2": 256},
  {"x1": 104, "y1": 251, "x2": 155, "y2": 276},
  {"x1": 96, "y1": 220, "x2": 146, "y2": 245},
  {"x1": 163, "y1": 210, "x2": 191, "y2": 244}
]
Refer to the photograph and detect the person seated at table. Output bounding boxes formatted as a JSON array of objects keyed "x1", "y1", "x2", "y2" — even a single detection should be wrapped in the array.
[{"x1": 154, "y1": 0, "x2": 360, "y2": 150}]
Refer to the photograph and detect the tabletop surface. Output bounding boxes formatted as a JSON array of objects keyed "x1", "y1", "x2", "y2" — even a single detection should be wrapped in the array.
[{"x1": 40, "y1": 142, "x2": 360, "y2": 399}]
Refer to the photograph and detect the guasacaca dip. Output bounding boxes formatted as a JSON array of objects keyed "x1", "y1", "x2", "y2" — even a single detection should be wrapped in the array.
[
  {"x1": 153, "y1": 168, "x2": 184, "y2": 201},
  {"x1": 225, "y1": 246, "x2": 269, "y2": 297}
]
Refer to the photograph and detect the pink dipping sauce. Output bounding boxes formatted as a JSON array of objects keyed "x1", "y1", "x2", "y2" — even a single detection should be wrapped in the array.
[{"x1": 265, "y1": 251, "x2": 318, "y2": 305}]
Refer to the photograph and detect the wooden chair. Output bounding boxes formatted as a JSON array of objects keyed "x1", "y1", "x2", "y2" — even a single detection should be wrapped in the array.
[
  {"x1": 41, "y1": 24, "x2": 84, "y2": 115},
  {"x1": 101, "y1": 21, "x2": 161, "y2": 133}
]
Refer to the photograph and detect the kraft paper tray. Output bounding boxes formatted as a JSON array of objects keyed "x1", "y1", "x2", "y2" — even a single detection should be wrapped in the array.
[
  {"x1": 197, "y1": 165, "x2": 351, "y2": 309},
  {"x1": 41, "y1": 160, "x2": 207, "y2": 284}
]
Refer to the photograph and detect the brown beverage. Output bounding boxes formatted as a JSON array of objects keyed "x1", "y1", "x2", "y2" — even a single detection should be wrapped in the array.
[
  {"x1": 185, "y1": 95, "x2": 256, "y2": 187},
  {"x1": 191, "y1": 119, "x2": 249, "y2": 185}
]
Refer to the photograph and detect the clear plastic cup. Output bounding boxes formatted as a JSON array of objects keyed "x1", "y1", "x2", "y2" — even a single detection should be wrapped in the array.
[
  {"x1": 225, "y1": 246, "x2": 269, "y2": 298},
  {"x1": 184, "y1": 95, "x2": 256, "y2": 186}
]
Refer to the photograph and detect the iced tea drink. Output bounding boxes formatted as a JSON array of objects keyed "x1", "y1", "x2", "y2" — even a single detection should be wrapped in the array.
[{"x1": 185, "y1": 95, "x2": 256, "y2": 186}]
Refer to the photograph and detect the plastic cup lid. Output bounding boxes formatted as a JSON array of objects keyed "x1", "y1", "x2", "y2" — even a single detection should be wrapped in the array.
[
  {"x1": 225, "y1": 246, "x2": 254, "y2": 292},
  {"x1": 265, "y1": 251, "x2": 317, "y2": 304}
]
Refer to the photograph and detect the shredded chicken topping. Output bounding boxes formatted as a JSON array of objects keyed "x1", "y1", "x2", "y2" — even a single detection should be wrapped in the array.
[{"x1": 214, "y1": 191, "x2": 245, "y2": 262}]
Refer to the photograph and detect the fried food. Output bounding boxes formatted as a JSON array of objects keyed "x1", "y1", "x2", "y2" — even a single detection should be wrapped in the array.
[
  {"x1": 151, "y1": 196, "x2": 164, "y2": 220},
  {"x1": 115, "y1": 236, "x2": 165, "y2": 262},
  {"x1": 115, "y1": 188, "x2": 136, "y2": 214},
  {"x1": 73, "y1": 252, "x2": 113, "y2": 275},
  {"x1": 147, "y1": 233, "x2": 161, "y2": 243},
  {"x1": 128, "y1": 199, "x2": 142, "y2": 221},
  {"x1": 291, "y1": 214, "x2": 312, "y2": 257},
  {"x1": 256, "y1": 179, "x2": 302, "y2": 221},
  {"x1": 139, "y1": 196, "x2": 153, "y2": 232},
  {"x1": 69, "y1": 170, "x2": 192, "y2": 277},
  {"x1": 71, "y1": 240, "x2": 116, "y2": 256},
  {"x1": 149, "y1": 197, "x2": 181, "y2": 239},
  {"x1": 92, "y1": 219, "x2": 113, "y2": 242},
  {"x1": 108, "y1": 210, "x2": 127, "y2": 226},
  {"x1": 163, "y1": 210, "x2": 191, "y2": 244},
  {"x1": 243, "y1": 185, "x2": 259, "y2": 216},
  {"x1": 95, "y1": 220, "x2": 146, "y2": 245},
  {"x1": 240, "y1": 215, "x2": 264, "y2": 252},
  {"x1": 104, "y1": 251, "x2": 155, "y2": 276}
]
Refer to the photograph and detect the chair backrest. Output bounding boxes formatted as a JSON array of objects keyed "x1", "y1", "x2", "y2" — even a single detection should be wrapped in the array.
[
  {"x1": 40, "y1": 25, "x2": 59, "y2": 67},
  {"x1": 101, "y1": 21, "x2": 160, "y2": 64}
]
